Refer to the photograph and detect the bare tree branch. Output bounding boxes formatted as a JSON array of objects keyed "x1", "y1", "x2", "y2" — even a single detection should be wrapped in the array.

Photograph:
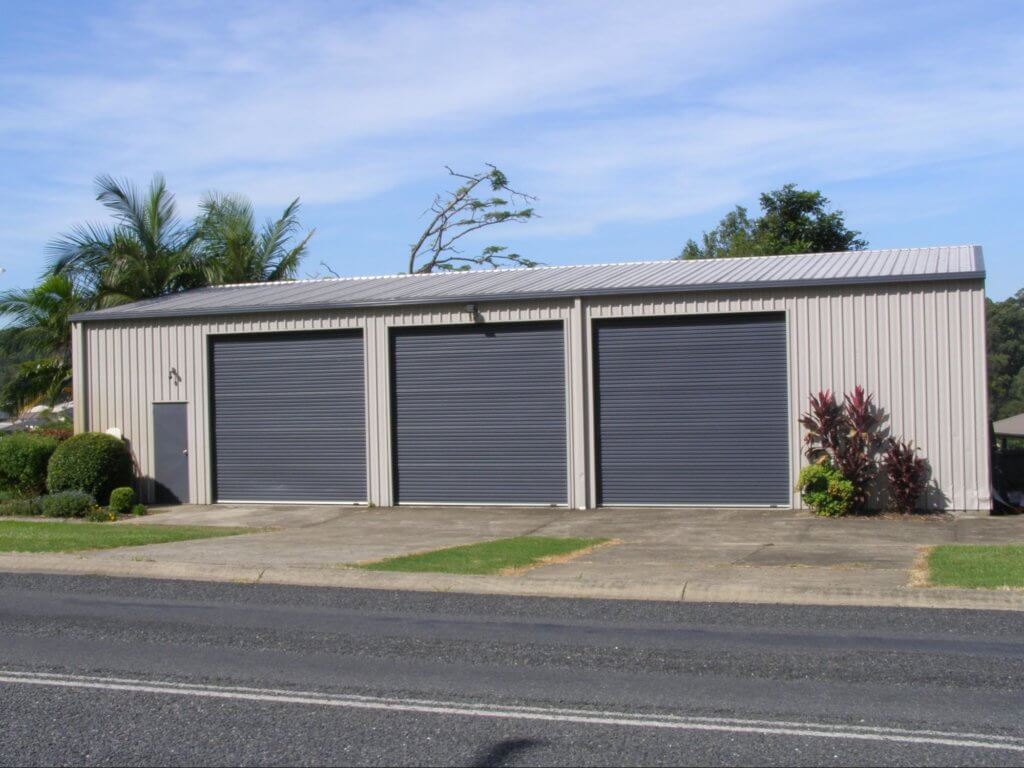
[{"x1": 409, "y1": 165, "x2": 539, "y2": 273}]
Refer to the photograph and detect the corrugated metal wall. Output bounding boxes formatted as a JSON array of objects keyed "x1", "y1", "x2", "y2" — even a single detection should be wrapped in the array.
[{"x1": 73, "y1": 279, "x2": 990, "y2": 511}]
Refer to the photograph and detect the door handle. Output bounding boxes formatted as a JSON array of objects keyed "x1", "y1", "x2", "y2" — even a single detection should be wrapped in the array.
[{"x1": 182, "y1": 449, "x2": 189, "y2": 456}]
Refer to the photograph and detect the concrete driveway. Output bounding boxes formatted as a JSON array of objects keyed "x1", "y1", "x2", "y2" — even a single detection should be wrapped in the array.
[{"x1": 5, "y1": 503, "x2": 1019, "y2": 609}]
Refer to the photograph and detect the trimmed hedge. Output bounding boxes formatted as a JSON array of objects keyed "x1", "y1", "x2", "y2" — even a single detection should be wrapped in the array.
[
  {"x1": 47, "y1": 433, "x2": 134, "y2": 505},
  {"x1": 0, "y1": 432, "x2": 59, "y2": 496},
  {"x1": 108, "y1": 486, "x2": 136, "y2": 516},
  {"x1": 41, "y1": 490, "x2": 96, "y2": 518}
]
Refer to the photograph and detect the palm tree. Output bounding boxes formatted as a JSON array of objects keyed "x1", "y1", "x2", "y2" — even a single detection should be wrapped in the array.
[
  {"x1": 47, "y1": 174, "x2": 202, "y2": 306},
  {"x1": 0, "y1": 273, "x2": 88, "y2": 415},
  {"x1": 195, "y1": 194, "x2": 313, "y2": 284},
  {"x1": 8, "y1": 174, "x2": 312, "y2": 414}
]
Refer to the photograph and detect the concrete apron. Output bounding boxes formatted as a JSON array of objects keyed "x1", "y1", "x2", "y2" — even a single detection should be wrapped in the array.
[{"x1": 2, "y1": 504, "x2": 1024, "y2": 611}]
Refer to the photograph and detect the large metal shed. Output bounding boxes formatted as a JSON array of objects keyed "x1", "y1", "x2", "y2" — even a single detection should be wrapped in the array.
[{"x1": 70, "y1": 245, "x2": 991, "y2": 512}]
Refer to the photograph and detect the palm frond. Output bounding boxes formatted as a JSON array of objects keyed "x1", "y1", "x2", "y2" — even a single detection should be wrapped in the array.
[{"x1": 45, "y1": 221, "x2": 116, "y2": 293}]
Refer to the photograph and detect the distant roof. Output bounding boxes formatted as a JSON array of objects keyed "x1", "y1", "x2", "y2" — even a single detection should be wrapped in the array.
[
  {"x1": 72, "y1": 245, "x2": 984, "y2": 323},
  {"x1": 994, "y1": 413, "x2": 1024, "y2": 437}
]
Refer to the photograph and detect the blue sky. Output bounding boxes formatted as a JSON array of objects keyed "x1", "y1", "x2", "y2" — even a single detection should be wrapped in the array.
[{"x1": 1, "y1": 0, "x2": 1022, "y2": 298}]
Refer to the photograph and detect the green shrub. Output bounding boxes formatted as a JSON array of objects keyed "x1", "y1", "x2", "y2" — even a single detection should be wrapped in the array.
[
  {"x1": 0, "y1": 432, "x2": 59, "y2": 496},
  {"x1": 87, "y1": 507, "x2": 117, "y2": 522},
  {"x1": 41, "y1": 490, "x2": 96, "y2": 518},
  {"x1": 0, "y1": 497, "x2": 43, "y2": 516},
  {"x1": 798, "y1": 463, "x2": 855, "y2": 517},
  {"x1": 108, "y1": 486, "x2": 136, "y2": 516},
  {"x1": 47, "y1": 433, "x2": 134, "y2": 505},
  {"x1": 131, "y1": 503, "x2": 148, "y2": 517}
]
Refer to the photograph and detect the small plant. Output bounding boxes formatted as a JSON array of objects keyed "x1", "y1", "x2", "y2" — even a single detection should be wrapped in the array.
[
  {"x1": 40, "y1": 490, "x2": 97, "y2": 519},
  {"x1": 798, "y1": 463, "x2": 855, "y2": 517},
  {"x1": 0, "y1": 497, "x2": 43, "y2": 516},
  {"x1": 131, "y1": 503, "x2": 148, "y2": 517},
  {"x1": 883, "y1": 439, "x2": 928, "y2": 514},
  {"x1": 837, "y1": 387, "x2": 883, "y2": 510},
  {"x1": 47, "y1": 432, "x2": 134, "y2": 505},
  {"x1": 87, "y1": 507, "x2": 117, "y2": 522},
  {"x1": 800, "y1": 385, "x2": 884, "y2": 512},
  {"x1": 799, "y1": 389, "x2": 843, "y2": 465},
  {"x1": 108, "y1": 486, "x2": 136, "y2": 516},
  {"x1": 0, "y1": 432, "x2": 59, "y2": 496}
]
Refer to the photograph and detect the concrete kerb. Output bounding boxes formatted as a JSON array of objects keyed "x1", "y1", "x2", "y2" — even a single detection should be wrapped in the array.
[{"x1": 2, "y1": 553, "x2": 1024, "y2": 612}]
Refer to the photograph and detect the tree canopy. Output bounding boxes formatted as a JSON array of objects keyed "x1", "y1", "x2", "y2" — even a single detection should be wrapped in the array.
[
  {"x1": 1, "y1": 174, "x2": 313, "y2": 416},
  {"x1": 47, "y1": 174, "x2": 202, "y2": 306},
  {"x1": 988, "y1": 290, "x2": 1024, "y2": 421},
  {"x1": 195, "y1": 194, "x2": 312, "y2": 284},
  {"x1": 679, "y1": 184, "x2": 868, "y2": 260}
]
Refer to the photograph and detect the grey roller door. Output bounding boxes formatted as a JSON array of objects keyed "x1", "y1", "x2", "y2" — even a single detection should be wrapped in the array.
[
  {"x1": 392, "y1": 322, "x2": 567, "y2": 504},
  {"x1": 211, "y1": 331, "x2": 366, "y2": 502},
  {"x1": 595, "y1": 314, "x2": 789, "y2": 506}
]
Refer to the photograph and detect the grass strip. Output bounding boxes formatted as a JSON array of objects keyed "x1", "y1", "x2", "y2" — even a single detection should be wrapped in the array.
[
  {"x1": 927, "y1": 544, "x2": 1024, "y2": 589},
  {"x1": 0, "y1": 519, "x2": 251, "y2": 553},
  {"x1": 360, "y1": 535, "x2": 609, "y2": 575}
]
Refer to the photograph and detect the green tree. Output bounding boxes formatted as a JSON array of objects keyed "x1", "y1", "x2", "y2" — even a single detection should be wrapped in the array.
[
  {"x1": 409, "y1": 165, "x2": 538, "y2": 273},
  {"x1": 987, "y1": 290, "x2": 1024, "y2": 421},
  {"x1": 195, "y1": 194, "x2": 313, "y2": 284},
  {"x1": 16, "y1": 174, "x2": 309, "y2": 413},
  {"x1": 0, "y1": 328, "x2": 35, "y2": 409},
  {"x1": 0, "y1": 274, "x2": 88, "y2": 415},
  {"x1": 679, "y1": 184, "x2": 868, "y2": 260},
  {"x1": 47, "y1": 174, "x2": 203, "y2": 306}
]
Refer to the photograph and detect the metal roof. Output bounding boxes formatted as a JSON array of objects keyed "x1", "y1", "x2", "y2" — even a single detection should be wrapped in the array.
[
  {"x1": 71, "y1": 245, "x2": 984, "y2": 323},
  {"x1": 993, "y1": 413, "x2": 1024, "y2": 437}
]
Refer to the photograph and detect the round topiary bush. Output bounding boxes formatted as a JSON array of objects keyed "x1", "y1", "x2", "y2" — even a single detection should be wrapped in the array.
[
  {"x1": 0, "y1": 432, "x2": 59, "y2": 496},
  {"x1": 47, "y1": 433, "x2": 134, "y2": 505},
  {"x1": 108, "y1": 486, "x2": 136, "y2": 516}
]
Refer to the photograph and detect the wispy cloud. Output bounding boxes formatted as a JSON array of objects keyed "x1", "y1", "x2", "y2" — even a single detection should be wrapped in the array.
[{"x1": 1, "y1": 0, "x2": 1022, "y2": 288}]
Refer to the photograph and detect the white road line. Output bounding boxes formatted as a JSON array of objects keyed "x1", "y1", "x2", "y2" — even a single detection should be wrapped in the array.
[{"x1": 1, "y1": 670, "x2": 1021, "y2": 753}]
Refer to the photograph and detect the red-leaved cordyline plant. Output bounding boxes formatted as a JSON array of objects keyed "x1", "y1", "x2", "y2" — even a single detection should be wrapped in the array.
[
  {"x1": 883, "y1": 439, "x2": 928, "y2": 514},
  {"x1": 837, "y1": 386, "x2": 883, "y2": 510},
  {"x1": 798, "y1": 390, "x2": 843, "y2": 465},
  {"x1": 800, "y1": 385, "x2": 884, "y2": 512}
]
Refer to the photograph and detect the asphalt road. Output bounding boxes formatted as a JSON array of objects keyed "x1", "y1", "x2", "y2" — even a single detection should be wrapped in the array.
[{"x1": 1, "y1": 573, "x2": 1024, "y2": 767}]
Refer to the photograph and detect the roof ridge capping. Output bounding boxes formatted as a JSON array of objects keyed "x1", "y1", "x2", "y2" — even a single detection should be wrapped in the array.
[{"x1": 203, "y1": 244, "x2": 985, "y2": 290}]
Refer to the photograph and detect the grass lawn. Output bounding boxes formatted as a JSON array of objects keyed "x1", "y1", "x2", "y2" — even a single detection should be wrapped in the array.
[
  {"x1": 360, "y1": 536, "x2": 609, "y2": 575},
  {"x1": 927, "y1": 545, "x2": 1024, "y2": 589},
  {"x1": 0, "y1": 520, "x2": 251, "y2": 553}
]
